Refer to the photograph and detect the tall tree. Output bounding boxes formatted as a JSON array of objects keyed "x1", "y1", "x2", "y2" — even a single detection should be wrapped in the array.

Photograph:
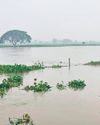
[{"x1": 0, "y1": 30, "x2": 32, "y2": 46}]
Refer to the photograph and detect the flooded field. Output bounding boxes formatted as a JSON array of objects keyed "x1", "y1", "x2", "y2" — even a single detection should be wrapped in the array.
[{"x1": 0, "y1": 46, "x2": 100, "y2": 125}]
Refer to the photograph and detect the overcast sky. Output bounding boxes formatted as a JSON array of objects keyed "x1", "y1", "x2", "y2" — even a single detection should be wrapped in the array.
[{"x1": 0, "y1": 0, "x2": 100, "y2": 41}]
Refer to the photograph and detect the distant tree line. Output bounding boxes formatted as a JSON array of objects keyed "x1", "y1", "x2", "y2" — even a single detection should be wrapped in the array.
[{"x1": 0, "y1": 30, "x2": 100, "y2": 47}]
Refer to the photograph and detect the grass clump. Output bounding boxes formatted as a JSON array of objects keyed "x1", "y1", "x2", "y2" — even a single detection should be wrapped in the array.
[
  {"x1": 24, "y1": 78, "x2": 51, "y2": 92},
  {"x1": 56, "y1": 81, "x2": 66, "y2": 90},
  {"x1": 9, "y1": 113, "x2": 34, "y2": 125},
  {"x1": 68, "y1": 79, "x2": 86, "y2": 90},
  {"x1": 52, "y1": 64, "x2": 61, "y2": 68}
]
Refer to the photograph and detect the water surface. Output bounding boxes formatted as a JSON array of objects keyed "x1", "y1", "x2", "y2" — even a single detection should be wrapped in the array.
[{"x1": 0, "y1": 46, "x2": 100, "y2": 125}]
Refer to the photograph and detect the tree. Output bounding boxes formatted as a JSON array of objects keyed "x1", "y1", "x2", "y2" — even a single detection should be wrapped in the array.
[
  {"x1": 82, "y1": 41, "x2": 85, "y2": 45},
  {"x1": 0, "y1": 30, "x2": 32, "y2": 46}
]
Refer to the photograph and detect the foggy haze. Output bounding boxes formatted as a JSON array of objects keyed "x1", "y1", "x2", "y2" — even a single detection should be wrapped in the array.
[{"x1": 0, "y1": 0, "x2": 100, "y2": 41}]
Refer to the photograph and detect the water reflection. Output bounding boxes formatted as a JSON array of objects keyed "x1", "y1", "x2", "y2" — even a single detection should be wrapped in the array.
[{"x1": 68, "y1": 86, "x2": 86, "y2": 91}]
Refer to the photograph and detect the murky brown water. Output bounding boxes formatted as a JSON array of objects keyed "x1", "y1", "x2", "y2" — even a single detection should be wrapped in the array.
[{"x1": 0, "y1": 47, "x2": 100, "y2": 125}]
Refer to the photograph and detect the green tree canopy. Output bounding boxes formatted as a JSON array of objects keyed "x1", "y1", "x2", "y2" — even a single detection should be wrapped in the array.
[{"x1": 0, "y1": 30, "x2": 32, "y2": 46}]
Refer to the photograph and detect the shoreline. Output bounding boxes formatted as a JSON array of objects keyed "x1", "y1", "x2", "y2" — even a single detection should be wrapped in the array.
[{"x1": 0, "y1": 44, "x2": 100, "y2": 47}]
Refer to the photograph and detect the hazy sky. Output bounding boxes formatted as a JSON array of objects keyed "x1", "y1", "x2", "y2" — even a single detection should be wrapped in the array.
[{"x1": 0, "y1": 0, "x2": 100, "y2": 41}]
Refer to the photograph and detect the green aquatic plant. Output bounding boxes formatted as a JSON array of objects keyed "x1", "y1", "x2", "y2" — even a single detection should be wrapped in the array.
[
  {"x1": 0, "y1": 75, "x2": 23, "y2": 98},
  {"x1": 24, "y1": 79, "x2": 51, "y2": 92},
  {"x1": 68, "y1": 79, "x2": 86, "y2": 90},
  {"x1": 33, "y1": 81, "x2": 51, "y2": 92},
  {"x1": 7, "y1": 75, "x2": 23, "y2": 87},
  {"x1": 56, "y1": 81, "x2": 66, "y2": 90}
]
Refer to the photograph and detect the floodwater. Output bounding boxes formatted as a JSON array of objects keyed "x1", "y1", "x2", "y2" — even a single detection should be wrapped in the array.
[{"x1": 0, "y1": 46, "x2": 100, "y2": 125}]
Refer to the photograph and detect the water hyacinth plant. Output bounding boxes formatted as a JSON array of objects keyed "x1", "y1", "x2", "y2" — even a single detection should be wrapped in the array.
[
  {"x1": 0, "y1": 75, "x2": 23, "y2": 98},
  {"x1": 68, "y1": 79, "x2": 86, "y2": 90},
  {"x1": 24, "y1": 78, "x2": 51, "y2": 92},
  {"x1": 7, "y1": 75, "x2": 23, "y2": 87}
]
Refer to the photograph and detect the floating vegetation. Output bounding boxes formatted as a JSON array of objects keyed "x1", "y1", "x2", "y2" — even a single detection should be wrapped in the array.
[
  {"x1": 68, "y1": 79, "x2": 86, "y2": 90},
  {"x1": 0, "y1": 75, "x2": 23, "y2": 98},
  {"x1": 56, "y1": 81, "x2": 66, "y2": 90},
  {"x1": 7, "y1": 75, "x2": 23, "y2": 87},
  {"x1": 52, "y1": 64, "x2": 61, "y2": 68},
  {"x1": 9, "y1": 113, "x2": 34, "y2": 125},
  {"x1": 85, "y1": 61, "x2": 100, "y2": 66},
  {"x1": 24, "y1": 78, "x2": 51, "y2": 92},
  {"x1": 0, "y1": 63, "x2": 44, "y2": 74},
  {"x1": 0, "y1": 64, "x2": 32, "y2": 73}
]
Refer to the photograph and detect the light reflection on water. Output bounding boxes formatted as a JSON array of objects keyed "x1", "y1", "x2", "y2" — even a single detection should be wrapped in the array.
[{"x1": 0, "y1": 47, "x2": 100, "y2": 125}]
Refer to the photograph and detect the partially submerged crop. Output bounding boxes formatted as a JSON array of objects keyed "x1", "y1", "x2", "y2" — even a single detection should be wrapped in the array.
[
  {"x1": 9, "y1": 113, "x2": 34, "y2": 125},
  {"x1": 24, "y1": 79, "x2": 51, "y2": 92},
  {"x1": 68, "y1": 79, "x2": 86, "y2": 90}
]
